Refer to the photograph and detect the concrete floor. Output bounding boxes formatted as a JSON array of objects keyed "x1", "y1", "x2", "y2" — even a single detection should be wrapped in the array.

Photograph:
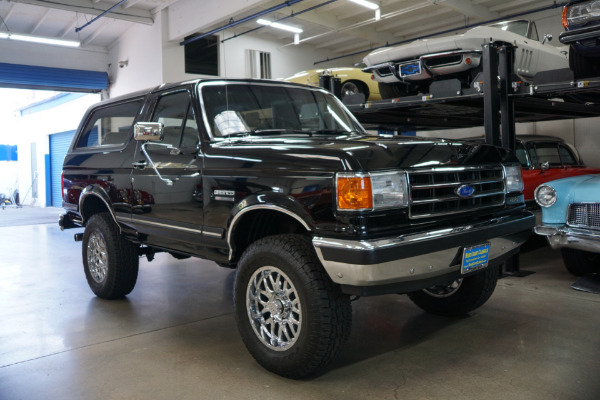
[{"x1": 1, "y1": 207, "x2": 599, "y2": 400}]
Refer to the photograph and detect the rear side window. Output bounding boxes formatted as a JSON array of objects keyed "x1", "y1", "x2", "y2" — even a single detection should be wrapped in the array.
[{"x1": 75, "y1": 99, "x2": 144, "y2": 149}]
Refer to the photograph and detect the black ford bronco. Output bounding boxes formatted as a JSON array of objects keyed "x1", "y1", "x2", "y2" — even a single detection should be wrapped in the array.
[{"x1": 60, "y1": 79, "x2": 534, "y2": 378}]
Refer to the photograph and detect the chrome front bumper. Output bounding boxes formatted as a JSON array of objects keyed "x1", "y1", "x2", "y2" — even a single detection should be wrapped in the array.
[
  {"x1": 364, "y1": 50, "x2": 482, "y2": 84},
  {"x1": 313, "y1": 211, "x2": 534, "y2": 289},
  {"x1": 535, "y1": 224, "x2": 600, "y2": 253}
]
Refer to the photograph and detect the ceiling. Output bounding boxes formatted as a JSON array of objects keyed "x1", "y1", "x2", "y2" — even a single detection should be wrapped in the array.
[{"x1": 0, "y1": 0, "x2": 567, "y2": 60}]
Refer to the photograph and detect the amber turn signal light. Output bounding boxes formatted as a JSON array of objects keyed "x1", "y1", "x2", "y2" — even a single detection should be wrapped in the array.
[{"x1": 337, "y1": 176, "x2": 373, "y2": 210}]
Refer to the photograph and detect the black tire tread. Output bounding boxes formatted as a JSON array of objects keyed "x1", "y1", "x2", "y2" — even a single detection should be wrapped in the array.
[
  {"x1": 233, "y1": 234, "x2": 351, "y2": 379},
  {"x1": 561, "y1": 248, "x2": 600, "y2": 276},
  {"x1": 83, "y1": 212, "x2": 139, "y2": 299},
  {"x1": 407, "y1": 266, "x2": 498, "y2": 317}
]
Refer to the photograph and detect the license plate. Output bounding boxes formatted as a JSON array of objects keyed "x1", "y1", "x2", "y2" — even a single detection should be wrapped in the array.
[
  {"x1": 399, "y1": 61, "x2": 421, "y2": 77},
  {"x1": 461, "y1": 243, "x2": 491, "y2": 274}
]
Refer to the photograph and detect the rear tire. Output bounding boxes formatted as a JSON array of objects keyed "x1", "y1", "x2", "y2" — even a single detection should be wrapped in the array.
[
  {"x1": 378, "y1": 82, "x2": 408, "y2": 99},
  {"x1": 408, "y1": 266, "x2": 498, "y2": 317},
  {"x1": 233, "y1": 234, "x2": 351, "y2": 379},
  {"x1": 82, "y1": 212, "x2": 139, "y2": 299},
  {"x1": 561, "y1": 248, "x2": 600, "y2": 276}
]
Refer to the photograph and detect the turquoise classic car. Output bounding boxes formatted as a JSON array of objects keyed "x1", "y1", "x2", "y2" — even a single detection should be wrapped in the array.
[{"x1": 534, "y1": 174, "x2": 600, "y2": 276}]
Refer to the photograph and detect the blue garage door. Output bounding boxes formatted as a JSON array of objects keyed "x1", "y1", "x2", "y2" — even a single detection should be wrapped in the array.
[{"x1": 49, "y1": 131, "x2": 75, "y2": 207}]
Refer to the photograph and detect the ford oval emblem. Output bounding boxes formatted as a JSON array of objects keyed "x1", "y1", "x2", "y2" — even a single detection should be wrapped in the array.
[{"x1": 456, "y1": 185, "x2": 475, "y2": 197}]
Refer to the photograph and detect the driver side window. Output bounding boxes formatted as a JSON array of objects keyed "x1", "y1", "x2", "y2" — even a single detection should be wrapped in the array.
[{"x1": 151, "y1": 91, "x2": 198, "y2": 148}]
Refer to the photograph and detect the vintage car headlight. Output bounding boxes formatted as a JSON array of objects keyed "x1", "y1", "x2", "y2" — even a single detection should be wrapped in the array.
[
  {"x1": 535, "y1": 184, "x2": 557, "y2": 207},
  {"x1": 336, "y1": 171, "x2": 408, "y2": 211},
  {"x1": 563, "y1": 0, "x2": 600, "y2": 28},
  {"x1": 505, "y1": 165, "x2": 524, "y2": 193}
]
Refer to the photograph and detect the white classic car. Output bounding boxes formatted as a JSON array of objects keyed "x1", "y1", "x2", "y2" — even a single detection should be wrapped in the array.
[{"x1": 363, "y1": 20, "x2": 569, "y2": 99}]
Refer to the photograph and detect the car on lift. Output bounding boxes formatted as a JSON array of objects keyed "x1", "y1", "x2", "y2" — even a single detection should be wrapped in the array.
[
  {"x1": 464, "y1": 135, "x2": 600, "y2": 217},
  {"x1": 363, "y1": 20, "x2": 569, "y2": 99},
  {"x1": 559, "y1": 0, "x2": 600, "y2": 79},
  {"x1": 283, "y1": 67, "x2": 381, "y2": 103},
  {"x1": 535, "y1": 174, "x2": 600, "y2": 276}
]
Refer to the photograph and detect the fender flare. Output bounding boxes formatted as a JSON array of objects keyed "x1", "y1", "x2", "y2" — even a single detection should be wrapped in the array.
[
  {"x1": 227, "y1": 192, "x2": 314, "y2": 260},
  {"x1": 79, "y1": 185, "x2": 119, "y2": 228}
]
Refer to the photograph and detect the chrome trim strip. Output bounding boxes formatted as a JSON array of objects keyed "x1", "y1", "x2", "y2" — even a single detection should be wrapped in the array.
[
  {"x1": 79, "y1": 189, "x2": 119, "y2": 230},
  {"x1": 535, "y1": 224, "x2": 600, "y2": 253},
  {"x1": 411, "y1": 191, "x2": 505, "y2": 205},
  {"x1": 129, "y1": 217, "x2": 203, "y2": 235},
  {"x1": 411, "y1": 178, "x2": 504, "y2": 189},
  {"x1": 227, "y1": 204, "x2": 311, "y2": 260}
]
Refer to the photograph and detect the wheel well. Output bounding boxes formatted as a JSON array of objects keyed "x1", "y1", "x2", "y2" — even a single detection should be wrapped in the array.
[
  {"x1": 230, "y1": 209, "x2": 309, "y2": 262},
  {"x1": 81, "y1": 195, "x2": 111, "y2": 224},
  {"x1": 343, "y1": 79, "x2": 369, "y2": 98}
]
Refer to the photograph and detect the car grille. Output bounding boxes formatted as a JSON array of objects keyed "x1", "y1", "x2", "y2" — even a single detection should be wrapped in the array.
[
  {"x1": 567, "y1": 203, "x2": 600, "y2": 230},
  {"x1": 407, "y1": 167, "x2": 506, "y2": 219},
  {"x1": 424, "y1": 54, "x2": 463, "y2": 68}
]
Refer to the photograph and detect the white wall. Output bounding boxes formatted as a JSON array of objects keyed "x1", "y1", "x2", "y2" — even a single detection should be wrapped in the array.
[
  {"x1": 106, "y1": 12, "x2": 164, "y2": 98},
  {"x1": 14, "y1": 94, "x2": 101, "y2": 207},
  {"x1": 0, "y1": 39, "x2": 108, "y2": 72}
]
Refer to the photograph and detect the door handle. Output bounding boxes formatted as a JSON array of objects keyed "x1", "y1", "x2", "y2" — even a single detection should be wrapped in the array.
[{"x1": 132, "y1": 160, "x2": 148, "y2": 169}]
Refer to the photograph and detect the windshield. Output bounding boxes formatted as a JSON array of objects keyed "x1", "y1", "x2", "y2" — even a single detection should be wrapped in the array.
[
  {"x1": 489, "y1": 20, "x2": 531, "y2": 39},
  {"x1": 200, "y1": 83, "x2": 365, "y2": 138}
]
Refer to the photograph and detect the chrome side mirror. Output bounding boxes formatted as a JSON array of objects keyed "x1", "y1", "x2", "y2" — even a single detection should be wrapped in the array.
[
  {"x1": 134, "y1": 122, "x2": 164, "y2": 141},
  {"x1": 542, "y1": 34, "x2": 553, "y2": 45},
  {"x1": 540, "y1": 161, "x2": 550, "y2": 171}
]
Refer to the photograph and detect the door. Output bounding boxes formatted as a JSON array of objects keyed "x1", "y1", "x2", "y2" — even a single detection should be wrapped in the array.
[
  {"x1": 49, "y1": 130, "x2": 75, "y2": 207},
  {"x1": 130, "y1": 89, "x2": 204, "y2": 254}
]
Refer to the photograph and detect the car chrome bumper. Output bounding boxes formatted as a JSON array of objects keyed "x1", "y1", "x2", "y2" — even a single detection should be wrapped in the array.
[
  {"x1": 313, "y1": 211, "x2": 534, "y2": 289},
  {"x1": 559, "y1": 26, "x2": 600, "y2": 45},
  {"x1": 535, "y1": 224, "x2": 600, "y2": 253},
  {"x1": 364, "y1": 50, "x2": 482, "y2": 83}
]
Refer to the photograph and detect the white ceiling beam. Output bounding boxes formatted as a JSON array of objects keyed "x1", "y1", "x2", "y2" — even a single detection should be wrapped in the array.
[
  {"x1": 60, "y1": 16, "x2": 80, "y2": 38},
  {"x1": 123, "y1": 0, "x2": 142, "y2": 10},
  {"x1": 81, "y1": 18, "x2": 110, "y2": 46},
  {"x1": 30, "y1": 8, "x2": 51, "y2": 34},
  {"x1": 430, "y1": 0, "x2": 499, "y2": 20},
  {"x1": 9, "y1": 0, "x2": 154, "y2": 25},
  {"x1": 2, "y1": 3, "x2": 16, "y2": 22}
]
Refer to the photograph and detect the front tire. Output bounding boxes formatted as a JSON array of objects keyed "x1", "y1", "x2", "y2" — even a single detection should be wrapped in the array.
[
  {"x1": 408, "y1": 266, "x2": 498, "y2": 317},
  {"x1": 82, "y1": 212, "x2": 139, "y2": 299},
  {"x1": 561, "y1": 248, "x2": 600, "y2": 276},
  {"x1": 233, "y1": 235, "x2": 351, "y2": 379},
  {"x1": 341, "y1": 80, "x2": 369, "y2": 102}
]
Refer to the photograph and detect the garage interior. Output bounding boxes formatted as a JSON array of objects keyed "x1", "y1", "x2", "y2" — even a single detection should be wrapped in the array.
[{"x1": 1, "y1": 0, "x2": 599, "y2": 399}]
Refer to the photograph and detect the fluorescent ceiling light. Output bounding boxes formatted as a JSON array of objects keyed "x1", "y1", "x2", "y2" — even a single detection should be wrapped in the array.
[
  {"x1": 0, "y1": 32, "x2": 80, "y2": 48},
  {"x1": 348, "y1": 0, "x2": 379, "y2": 10},
  {"x1": 257, "y1": 19, "x2": 303, "y2": 34}
]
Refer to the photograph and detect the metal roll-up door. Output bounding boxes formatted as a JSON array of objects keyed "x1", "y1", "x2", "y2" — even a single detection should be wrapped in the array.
[
  {"x1": 0, "y1": 63, "x2": 108, "y2": 92},
  {"x1": 49, "y1": 131, "x2": 75, "y2": 207}
]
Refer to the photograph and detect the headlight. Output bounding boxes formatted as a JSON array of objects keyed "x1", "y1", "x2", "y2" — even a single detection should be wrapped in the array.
[
  {"x1": 534, "y1": 184, "x2": 557, "y2": 207},
  {"x1": 505, "y1": 165, "x2": 524, "y2": 193},
  {"x1": 336, "y1": 171, "x2": 408, "y2": 211},
  {"x1": 563, "y1": 0, "x2": 600, "y2": 28}
]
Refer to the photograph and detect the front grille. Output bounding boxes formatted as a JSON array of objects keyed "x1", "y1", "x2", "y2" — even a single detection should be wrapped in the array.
[
  {"x1": 376, "y1": 67, "x2": 393, "y2": 77},
  {"x1": 425, "y1": 55, "x2": 463, "y2": 68},
  {"x1": 567, "y1": 203, "x2": 600, "y2": 230},
  {"x1": 407, "y1": 167, "x2": 505, "y2": 219}
]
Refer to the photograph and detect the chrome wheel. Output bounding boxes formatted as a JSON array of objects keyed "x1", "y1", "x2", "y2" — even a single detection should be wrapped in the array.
[
  {"x1": 423, "y1": 279, "x2": 463, "y2": 298},
  {"x1": 341, "y1": 81, "x2": 360, "y2": 97},
  {"x1": 246, "y1": 266, "x2": 302, "y2": 351},
  {"x1": 87, "y1": 231, "x2": 108, "y2": 284}
]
